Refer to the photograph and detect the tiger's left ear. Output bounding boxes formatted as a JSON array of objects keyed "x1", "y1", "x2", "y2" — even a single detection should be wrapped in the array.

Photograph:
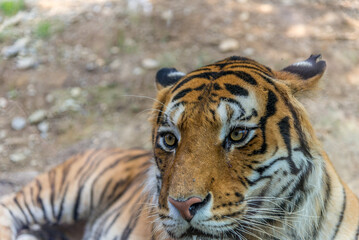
[
  {"x1": 274, "y1": 54, "x2": 326, "y2": 94},
  {"x1": 155, "y1": 68, "x2": 185, "y2": 91}
]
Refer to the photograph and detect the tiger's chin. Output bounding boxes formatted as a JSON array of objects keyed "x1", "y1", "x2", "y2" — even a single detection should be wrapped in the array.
[
  {"x1": 161, "y1": 217, "x2": 241, "y2": 240},
  {"x1": 165, "y1": 226, "x2": 235, "y2": 240}
]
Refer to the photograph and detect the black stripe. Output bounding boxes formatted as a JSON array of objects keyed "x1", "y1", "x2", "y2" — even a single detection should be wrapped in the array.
[
  {"x1": 278, "y1": 117, "x2": 300, "y2": 174},
  {"x1": 73, "y1": 186, "x2": 84, "y2": 221},
  {"x1": 312, "y1": 170, "x2": 332, "y2": 239},
  {"x1": 219, "y1": 97, "x2": 245, "y2": 115},
  {"x1": 0, "y1": 203, "x2": 23, "y2": 228},
  {"x1": 260, "y1": 74, "x2": 312, "y2": 158},
  {"x1": 171, "y1": 72, "x2": 214, "y2": 92},
  {"x1": 60, "y1": 159, "x2": 72, "y2": 192},
  {"x1": 172, "y1": 88, "x2": 192, "y2": 101},
  {"x1": 36, "y1": 179, "x2": 49, "y2": 223},
  {"x1": 194, "y1": 84, "x2": 206, "y2": 91},
  {"x1": 107, "y1": 179, "x2": 127, "y2": 201},
  {"x1": 227, "y1": 64, "x2": 272, "y2": 76},
  {"x1": 49, "y1": 170, "x2": 56, "y2": 219},
  {"x1": 331, "y1": 187, "x2": 347, "y2": 239},
  {"x1": 100, "y1": 182, "x2": 144, "y2": 237},
  {"x1": 224, "y1": 83, "x2": 248, "y2": 96},
  {"x1": 98, "y1": 179, "x2": 113, "y2": 206},
  {"x1": 89, "y1": 153, "x2": 150, "y2": 208},
  {"x1": 213, "y1": 83, "x2": 221, "y2": 90},
  {"x1": 22, "y1": 191, "x2": 37, "y2": 224},
  {"x1": 75, "y1": 150, "x2": 102, "y2": 177},
  {"x1": 156, "y1": 104, "x2": 164, "y2": 124},
  {"x1": 219, "y1": 58, "x2": 274, "y2": 74},
  {"x1": 217, "y1": 71, "x2": 258, "y2": 85},
  {"x1": 13, "y1": 196, "x2": 29, "y2": 225},
  {"x1": 120, "y1": 204, "x2": 144, "y2": 239},
  {"x1": 56, "y1": 184, "x2": 69, "y2": 223},
  {"x1": 250, "y1": 90, "x2": 278, "y2": 155},
  {"x1": 287, "y1": 103, "x2": 312, "y2": 158}
]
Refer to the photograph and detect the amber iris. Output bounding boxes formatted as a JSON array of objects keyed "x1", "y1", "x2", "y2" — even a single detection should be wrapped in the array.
[
  {"x1": 230, "y1": 128, "x2": 248, "y2": 142},
  {"x1": 164, "y1": 133, "x2": 177, "y2": 147}
]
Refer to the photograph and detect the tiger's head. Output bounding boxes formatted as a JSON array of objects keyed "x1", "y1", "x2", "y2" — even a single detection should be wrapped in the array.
[{"x1": 147, "y1": 55, "x2": 326, "y2": 239}]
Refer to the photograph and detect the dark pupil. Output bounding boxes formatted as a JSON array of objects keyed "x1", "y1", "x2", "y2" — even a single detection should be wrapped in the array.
[{"x1": 166, "y1": 134, "x2": 174, "y2": 145}]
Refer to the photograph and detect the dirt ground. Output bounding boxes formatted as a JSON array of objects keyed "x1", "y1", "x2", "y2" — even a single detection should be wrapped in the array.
[{"x1": 0, "y1": 0, "x2": 358, "y2": 200}]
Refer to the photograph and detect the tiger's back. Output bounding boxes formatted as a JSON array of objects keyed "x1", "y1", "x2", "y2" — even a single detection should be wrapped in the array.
[{"x1": 0, "y1": 149, "x2": 154, "y2": 239}]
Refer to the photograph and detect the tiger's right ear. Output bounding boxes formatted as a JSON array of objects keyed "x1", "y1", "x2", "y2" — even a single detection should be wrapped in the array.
[
  {"x1": 155, "y1": 68, "x2": 185, "y2": 91},
  {"x1": 274, "y1": 54, "x2": 326, "y2": 95}
]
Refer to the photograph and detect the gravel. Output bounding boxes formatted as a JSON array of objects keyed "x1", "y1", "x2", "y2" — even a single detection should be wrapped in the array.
[
  {"x1": 218, "y1": 38, "x2": 240, "y2": 52},
  {"x1": 142, "y1": 58, "x2": 159, "y2": 69},
  {"x1": 1, "y1": 37, "x2": 30, "y2": 58},
  {"x1": 11, "y1": 117, "x2": 27, "y2": 131},
  {"x1": 16, "y1": 57, "x2": 38, "y2": 70},
  {"x1": 28, "y1": 109, "x2": 47, "y2": 124},
  {"x1": 9, "y1": 153, "x2": 27, "y2": 163}
]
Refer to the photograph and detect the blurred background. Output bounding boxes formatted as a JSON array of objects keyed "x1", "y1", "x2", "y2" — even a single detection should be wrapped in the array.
[{"x1": 0, "y1": 0, "x2": 358, "y2": 197}]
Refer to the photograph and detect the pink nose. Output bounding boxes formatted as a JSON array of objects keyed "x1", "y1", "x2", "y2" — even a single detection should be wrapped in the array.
[{"x1": 168, "y1": 197, "x2": 203, "y2": 221}]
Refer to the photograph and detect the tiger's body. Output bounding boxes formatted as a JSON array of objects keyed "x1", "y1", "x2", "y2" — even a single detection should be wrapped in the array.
[{"x1": 0, "y1": 55, "x2": 358, "y2": 240}]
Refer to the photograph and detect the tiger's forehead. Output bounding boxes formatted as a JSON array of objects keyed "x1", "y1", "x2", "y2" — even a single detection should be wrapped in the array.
[{"x1": 161, "y1": 58, "x2": 274, "y2": 128}]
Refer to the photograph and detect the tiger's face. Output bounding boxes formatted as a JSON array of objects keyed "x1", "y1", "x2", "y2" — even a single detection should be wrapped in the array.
[{"x1": 148, "y1": 56, "x2": 326, "y2": 239}]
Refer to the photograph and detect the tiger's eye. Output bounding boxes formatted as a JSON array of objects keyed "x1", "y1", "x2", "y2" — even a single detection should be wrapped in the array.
[
  {"x1": 164, "y1": 133, "x2": 176, "y2": 146},
  {"x1": 230, "y1": 128, "x2": 248, "y2": 142}
]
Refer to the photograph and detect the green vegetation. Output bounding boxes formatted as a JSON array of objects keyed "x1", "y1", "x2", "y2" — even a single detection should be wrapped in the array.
[
  {"x1": 0, "y1": 0, "x2": 24, "y2": 16},
  {"x1": 35, "y1": 20, "x2": 52, "y2": 39},
  {"x1": 116, "y1": 29, "x2": 138, "y2": 54}
]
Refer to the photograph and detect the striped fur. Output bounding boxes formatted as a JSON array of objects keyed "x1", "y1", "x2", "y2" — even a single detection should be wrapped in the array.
[{"x1": 1, "y1": 55, "x2": 358, "y2": 240}]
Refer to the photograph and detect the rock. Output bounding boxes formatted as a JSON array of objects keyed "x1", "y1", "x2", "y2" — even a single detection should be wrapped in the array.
[
  {"x1": 0, "y1": 97, "x2": 7, "y2": 108},
  {"x1": 0, "y1": 12, "x2": 28, "y2": 32},
  {"x1": 92, "y1": 4, "x2": 102, "y2": 13},
  {"x1": 133, "y1": 67, "x2": 144, "y2": 75},
  {"x1": 38, "y1": 121, "x2": 49, "y2": 139},
  {"x1": 58, "y1": 99, "x2": 81, "y2": 112},
  {"x1": 0, "y1": 130, "x2": 7, "y2": 139},
  {"x1": 243, "y1": 48, "x2": 254, "y2": 56},
  {"x1": 1, "y1": 37, "x2": 30, "y2": 58},
  {"x1": 161, "y1": 10, "x2": 173, "y2": 26},
  {"x1": 219, "y1": 38, "x2": 239, "y2": 52},
  {"x1": 28, "y1": 109, "x2": 47, "y2": 124},
  {"x1": 70, "y1": 87, "x2": 82, "y2": 98},
  {"x1": 286, "y1": 24, "x2": 307, "y2": 38},
  {"x1": 45, "y1": 94, "x2": 54, "y2": 103},
  {"x1": 85, "y1": 62, "x2": 97, "y2": 72},
  {"x1": 0, "y1": 145, "x2": 4, "y2": 154},
  {"x1": 16, "y1": 57, "x2": 38, "y2": 70},
  {"x1": 37, "y1": 121, "x2": 49, "y2": 133},
  {"x1": 239, "y1": 12, "x2": 249, "y2": 21},
  {"x1": 10, "y1": 153, "x2": 26, "y2": 163},
  {"x1": 11, "y1": 117, "x2": 26, "y2": 131},
  {"x1": 17, "y1": 234, "x2": 38, "y2": 240},
  {"x1": 27, "y1": 84, "x2": 37, "y2": 96},
  {"x1": 142, "y1": 58, "x2": 159, "y2": 69},
  {"x1": 110, "y1": 46, "x2": 120, "y2": 55},
  {"x1": 109, "y1": 59, "x2": 121, "y2": 70},
  {"x1": 96, "y1": 58, "x2": 105, "y2": 67}
]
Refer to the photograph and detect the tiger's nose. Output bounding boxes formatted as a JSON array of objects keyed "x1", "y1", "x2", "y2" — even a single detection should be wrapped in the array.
[{"x1": 168, "y1": 196, "x2": 205, "y2": 221}]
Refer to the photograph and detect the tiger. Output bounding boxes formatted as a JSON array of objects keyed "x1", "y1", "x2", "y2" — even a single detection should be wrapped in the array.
[{"x1": 0, "y1": 54, "x2": 358, "y2": 240}]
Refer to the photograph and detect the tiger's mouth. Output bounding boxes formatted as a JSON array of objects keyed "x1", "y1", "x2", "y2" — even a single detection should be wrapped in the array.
[
  {"x1": 175, "y1": 227, "x2": 226, "y2": 240},
  {"x1": 165, "y1": 222, "x2": 238, "y2": 240}
]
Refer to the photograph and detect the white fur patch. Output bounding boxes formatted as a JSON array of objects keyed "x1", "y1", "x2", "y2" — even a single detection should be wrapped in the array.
[
  {"x1": 168, "y1": 71, "x2": 185, "y2": 78},
  {"x1": 293, "y1": 61, "x2": 312, "y2": 67}
]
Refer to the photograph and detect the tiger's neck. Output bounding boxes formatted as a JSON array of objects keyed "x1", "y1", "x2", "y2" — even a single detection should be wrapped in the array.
[{"x1": 252, "y1": 152, "x2": 354, "y2": 240}]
